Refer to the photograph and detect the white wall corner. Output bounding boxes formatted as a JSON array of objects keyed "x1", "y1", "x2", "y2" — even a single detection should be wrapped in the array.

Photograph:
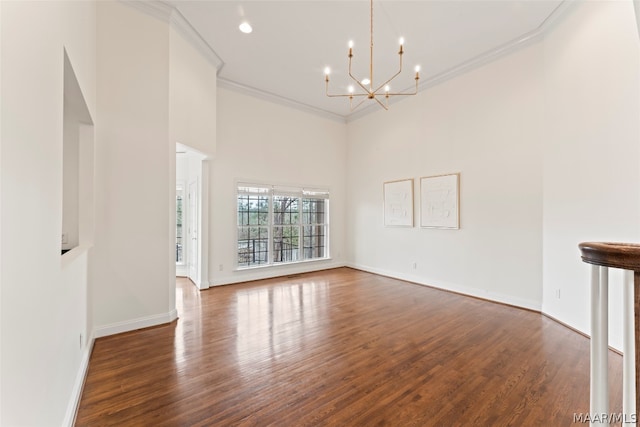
[
  {"x1": 197, "y1": 280, "x2": 210, "y2": 290},
  {"x1": 62, "y1": 333, "x2": 95, "y2": 427}
]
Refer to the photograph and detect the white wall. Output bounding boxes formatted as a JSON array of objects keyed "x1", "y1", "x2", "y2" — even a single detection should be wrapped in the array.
[
  {"x1": 0, "y1": 1, "x2": 96, "y2": 425},
  {"x1": 542, "y1": 1, "x2": 640, "y2": 350},
  {"x1": 211, "y1": 87, "x2": 348, "y2": 285},
  {"x1": 346, "y1": 42, "x2": 544, "y2": 310},
  {"x1": 170, "y1": 26, "x2": 217, "y2": 157},
  {"x1": 170, "y1": 23, "x2": 217, "y2": 289},
  {"x1": 92, "y1": 1, "x2": 176, "y2": 336},
  {"x1": 346, "y1": 1, "x2": 640, "y2": 351}
]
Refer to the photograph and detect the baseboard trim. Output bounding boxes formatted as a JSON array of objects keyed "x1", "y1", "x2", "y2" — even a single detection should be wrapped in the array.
[
  {"x1": 346, "y1": 262, "x2": 542, "y2": 312},
  {"x1": 62, "y1": 332, "x2": 95, "y2": 427},
  {"x1": 541, "y1": 312, "x2": 623, "y2": 356},
  {"x1": 94, "y1": 309, "x2": 179, "y2": 339}
]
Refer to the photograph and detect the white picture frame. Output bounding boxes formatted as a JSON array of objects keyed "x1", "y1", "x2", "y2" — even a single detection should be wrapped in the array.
[
  {"x1": 420, "y1": 173, "x2": 460, "y2": 229},
  {"x1": 383, "y1": 179, "x2": 414, "y2": 227}
]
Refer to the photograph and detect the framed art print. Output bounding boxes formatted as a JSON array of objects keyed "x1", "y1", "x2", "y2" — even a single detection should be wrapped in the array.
[
  {"x1": 383, "y1": 179, "x2": 414, "y2": 227},
  {"x1": 420, "y1": 173, "x2": 459, "y2": 229}
]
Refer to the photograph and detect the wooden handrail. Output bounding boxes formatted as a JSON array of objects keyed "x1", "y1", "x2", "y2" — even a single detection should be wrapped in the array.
[{"x1": 579, "y1": 242, "x2": 640, "y2": 425}]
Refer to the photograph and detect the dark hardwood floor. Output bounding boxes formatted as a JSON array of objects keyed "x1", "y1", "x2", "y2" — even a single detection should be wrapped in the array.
[{"x1": 75, "y1": 267, "x2": 622, "y2": 426}]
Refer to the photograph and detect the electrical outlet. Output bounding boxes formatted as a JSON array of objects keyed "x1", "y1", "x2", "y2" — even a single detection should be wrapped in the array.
[
  {"x1": 61, "y1": 233, "x2": 68, "y2": 244},
  {"x1": 556, "y1": 289, "x2": 561, "y2": 299},
  {"x1": 79, "y1": 334, "x2": 83, "y2": 348},
  {"x1": 412, "y1": 262, "x2": 417, "y2": 270}
]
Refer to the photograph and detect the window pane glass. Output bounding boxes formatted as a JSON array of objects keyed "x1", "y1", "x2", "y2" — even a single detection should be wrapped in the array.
[
  {"x1": 273, "y1": 196, "x2": 299, "y2": 225},
  {"x1": 273, "y1": 226, "x2": 299, "y2": 263},
  {"x1": 302, "y1": 199, "x2": 325, "y2": 224},
  {"x1": 237, "y1": 194, "x2": 269, "y2": 226},
  {"x1": 237, "y1": 226, "x2": 269, "y2": 267},
  {"x1": 303, "y1": 225, "x2": 326, "y2": 260}
]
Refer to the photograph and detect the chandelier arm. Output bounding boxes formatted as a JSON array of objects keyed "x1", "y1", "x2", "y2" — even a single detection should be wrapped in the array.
[
  {"x1": 382, "y1": 78, "x2": 420, "y2": 96},
  {"x1": 372, "y1": 96, "x2": 389, "y2": 110},
  {"x1": 326, "y1": 93, "x2": 369, "y2": 98},
  {"x1": 326, "y1": 79, "x2": 369, "y2": 98},
  {"x1": 348, "y1": 54, "x2": 371, "y2": 94},
  {"x1": 350, "y1": 96, "x2": 369, "y2": 112},
  {"x1": 372, "y1": 52, "x2": 403, "y2": 94}
]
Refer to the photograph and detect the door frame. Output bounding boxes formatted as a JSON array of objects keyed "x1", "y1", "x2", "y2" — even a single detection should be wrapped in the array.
[{"x1": 175, "y1": 143, "x2": 209, "y2": 289}]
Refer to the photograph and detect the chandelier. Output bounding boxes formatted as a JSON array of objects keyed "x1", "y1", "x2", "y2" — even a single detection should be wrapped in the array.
[{"x1": 324, "y1": 0, "x2": 420, "y2": 111}]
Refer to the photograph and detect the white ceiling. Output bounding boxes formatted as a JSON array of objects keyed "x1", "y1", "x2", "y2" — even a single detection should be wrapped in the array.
[{"x1": 167, "y1": 1, "x2": 565, "y2": 120}]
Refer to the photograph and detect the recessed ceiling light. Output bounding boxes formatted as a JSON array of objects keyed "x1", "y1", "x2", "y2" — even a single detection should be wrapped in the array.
[{"x1": 239, "y1": 22, "x2": 252, "y2": 34}]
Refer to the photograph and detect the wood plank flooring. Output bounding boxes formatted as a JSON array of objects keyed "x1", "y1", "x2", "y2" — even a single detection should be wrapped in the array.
[{"x1": 75, "y1": 268, "x2": 622, "y2": 426}]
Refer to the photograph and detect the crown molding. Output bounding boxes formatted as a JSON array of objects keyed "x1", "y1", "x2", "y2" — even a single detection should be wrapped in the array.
[
  {"x1": 218, "y1": 78, "x2": 346, "y2": 124},
  {"x1": 120, "y1": 0, "x2": 173, "y2": 23},
  {"x1": 345, "y1": 29, "x2": 545, "y2": 122},
  {"x1": 168, "y1": 6, "x2": 224, "y2": 70},
  {"x1": 346, "y1": 0, "x2": 576, "y2": 122},
  {"x1": 119, "y1": 1, "x2": 223, "y2": 71},
  {"x1": 635, "y1": 0, "x2": 640, "y2": 41},
  {"x1": 120, "y1": 0, "x2": 576, "y2": 124}
]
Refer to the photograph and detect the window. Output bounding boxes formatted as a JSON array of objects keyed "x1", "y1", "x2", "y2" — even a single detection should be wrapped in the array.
[
  {"x1": 176, "y1": 186, "x2": 184, "y2": 264},
  {"x1": 237, "y1": 184, "x2": 329, "y2": 268}
]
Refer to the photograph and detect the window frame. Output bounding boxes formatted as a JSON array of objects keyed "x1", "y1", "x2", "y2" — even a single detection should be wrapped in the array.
[{"x1": 236, "y1": 183, "x2": 330, "y2": 270}]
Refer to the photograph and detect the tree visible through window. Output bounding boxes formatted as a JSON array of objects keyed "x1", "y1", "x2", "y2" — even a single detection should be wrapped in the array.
[
  {"x1": 237, "y1": 184, "x2": 329, "y2": 268},
  {"x1": 237, "y1": 194, "x2": 269, "y2": 266}
]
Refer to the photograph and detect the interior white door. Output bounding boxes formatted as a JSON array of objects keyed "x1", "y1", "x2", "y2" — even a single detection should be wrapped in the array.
[{"x1": 188, "y1": 180, "x2": 199, "y2": 283}]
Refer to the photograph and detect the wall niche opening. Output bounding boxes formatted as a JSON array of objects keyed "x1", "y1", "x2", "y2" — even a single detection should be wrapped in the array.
[{"x1": 62, "y1": 49, "x2": 94, "y2": 256}]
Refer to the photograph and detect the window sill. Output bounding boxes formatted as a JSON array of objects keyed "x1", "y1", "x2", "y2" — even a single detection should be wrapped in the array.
[{"x1": 235, "y1": 257, "x2": 332, "y2": 272}]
